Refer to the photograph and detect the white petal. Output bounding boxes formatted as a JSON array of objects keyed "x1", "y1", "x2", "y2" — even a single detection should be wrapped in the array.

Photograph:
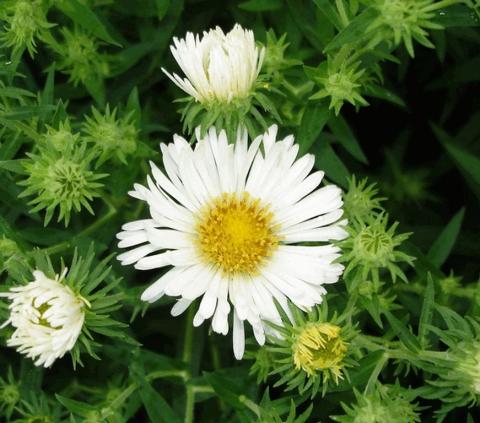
[{"x1": 233, "y1": 310, "x2": 245, "y2": 360}]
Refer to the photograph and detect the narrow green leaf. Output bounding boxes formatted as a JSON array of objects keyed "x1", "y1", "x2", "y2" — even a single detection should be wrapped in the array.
[
  {"x1": 297, "y1": 104, "x2": 331, "y2": 155},
  {"x1": 433, "y1": 4, "x2": 480, "y2": 28},
  {"x1": 312, "y1": 0, "x2": 343, "y2": 30},
  {"x1": 433, "y1": 124, "x2": 480, "y2": 198},
  {"x1": 154, "y1": 0, "x2": 170, "y2": 20},
  {"x1": 130, "y1": 366, "x2": 181, "y2": 423},
  {"x1": 239, "y1": 0, "x2": 283, "y2": 12},
  {"x1": 427, "y1": 208, "x2": 465, "y2": 267},
  {"x1": 328, "y1": 115, "x2": 368, "y2": 164},
  {"x1": 0, "y1": 160, "x2": 26, "y2": 174},
  {"x1": 418, "y1": 273, "x2": 435, "y2": 348},
  {"x1": 312, "y1": 140, "x2": 349, "y2": 188},
  {"x1": 365, "y1": 85, "x2": 406, "y2": 108},
  {"x1": 324, "y1": 8, "x2": 377, "y2": 52},
  {"x1": 384, "y1": 311, "x2": 421, "y2": 352},
  {"x1": 56, "y1": 0, "x2": 121, "y2": 46}
]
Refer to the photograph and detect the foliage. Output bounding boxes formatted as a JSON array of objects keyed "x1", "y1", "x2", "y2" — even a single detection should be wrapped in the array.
[{"x1": 0, "y1": 0, "x2": 479, "y2": 422}]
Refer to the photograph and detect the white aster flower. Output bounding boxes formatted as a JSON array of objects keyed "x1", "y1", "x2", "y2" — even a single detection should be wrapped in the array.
[
  {"x1": 117, "y1": 125, "x2": 347, "y2": 359},
  {"x1": 1, "y1": 270, "x2": 87, "y2": 367},
  {"x1": 162, "y1": 24, "x2": 265, "y2": 104}
]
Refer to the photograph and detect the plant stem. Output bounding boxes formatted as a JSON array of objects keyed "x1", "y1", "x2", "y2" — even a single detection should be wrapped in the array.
[
  {"x1": 43, "y1": 202, "x2": 117, "y2": 255},
  {"x1": 182, "y1": 306, "x2": 196, "y2": 423}
]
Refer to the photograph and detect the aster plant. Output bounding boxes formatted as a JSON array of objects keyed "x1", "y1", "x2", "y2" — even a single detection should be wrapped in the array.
[{"x1": 0, "y1": 1, "x2": 479, "y2": 422}]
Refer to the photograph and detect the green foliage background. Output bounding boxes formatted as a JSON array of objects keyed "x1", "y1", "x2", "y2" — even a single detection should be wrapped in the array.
[{"x1": 0, "y1": 0, "x2": 479, "y2": 422}]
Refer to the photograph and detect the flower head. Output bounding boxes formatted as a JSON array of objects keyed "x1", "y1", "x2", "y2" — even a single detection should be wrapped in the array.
[
  {"x1": 367, "y1": 0, "x2": 446, "y2": 57},
  {"x1": 0, "y1": 0, "x2": 52, "y2": 57},
  {"x1": 0, "y1": 269, "x2": 87, "y2": 367},
  {"x1": 343, "y1": 176, "x2": 385, "y2": 223},
  {"x1": 82, "y1": 105, "x2": 138, "y2": 165},
  {"x1": 426, "y1": 312, "x2": 480, "y2": 417},
  {"x1": 341, "y1": 213, "x2": 414, "y2": 284},
  {"x1": 56, "y1": 27, "x2": 109, "y2": 85},
  {"x1": 117, "y1": 125, "x2": 347, "y2": 359},
  {"x1": 255, "y1": 303, "x2": 356, "y2": 397},
  {"x1": 0, "y1": 247, "x2": 127, "y2": 368},
  {"x1": 163, "y1": 24, "x2": 264, "y2": 105},
  {"x1": 332, "y1": 383, "x2": 421, "y2": 423},
  {"x1": 162, "y1": 25, "x2": 278, "y2": 139},
  {"x1": 293, "y1": 322, "x2": 347, "y2": 380},
  {"x1": 309, "y1": 49, "x2": 370, "y2": 115},
  {"x1": 262, "y1": 30, "x2": 301, "y2": 82},
  {"x1": 18, "y1": 135, "x2": 106, "y2": 226},
  {"x1": 0, "y1": 368, "x2": 21, "y2": 419}
]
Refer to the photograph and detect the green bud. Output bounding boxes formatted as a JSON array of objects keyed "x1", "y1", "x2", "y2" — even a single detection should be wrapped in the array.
[
  {"x1": 18, "y1": 135, "x2": 106, "y2": 226},
  {"x1": 367, "y1": 0, "x2": 449, "y2": 57},
  {"x1": 343, "y1": 176, "x2": 385, "y2": 223},
  {"x1": 341, "y1": 213, "x2": 415, "y2": 284},
  {"x1": 0, "y1": 0, "x2": 52, "y2": 57},
  {"x1": 57, "y1": 27, "x2": 109, "y2": 86},
  {"x1": 82, "y1": 105, "x2": 138, "y2": 165},
  {"x1": 332, "y1": 383, "x2": 421, "y2": 423},
  {"x1": 309, "y1": 49, "x2": 370, "y2": 115}
]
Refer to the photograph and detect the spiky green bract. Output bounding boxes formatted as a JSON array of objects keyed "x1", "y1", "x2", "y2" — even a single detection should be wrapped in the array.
[
  {"x1": 254, "y1": 390, "x2": 313, "y2": 423},
  {"x1": 13, "y1": 390, "x2": 64, "y2": 423},
  {"x1": 343, "y1": 176, "x2": 386, "y2": 223},
  {"x1": 18, "y1": 133, "x2": 106, "y2": 227},
  {"x1": 308, "y1": 48, "x2": 372, "y2": 115},
  {"x1": 332, "y1": 382, "x2": 422, "y2": 423},
  {"x1": 340, "y1": 213, "x2": 414, "y2": 285},
  {"x1": 42, "y1": 119, "x2": 79, "y2": 151},
  {"x1": 30, "y1": 245, "x2": 129, "y2": 368},
  {"x1": 262, "y1": 30, "x2": 302, "y2": 84},
  {"x1": 55, "y1": 27, "x2": 109, "y2": 86},
  {"x1": 423, "y1": 308, "x2": 480, "y2": 420},
  {"x1": 255, "y1": 302, "x2": 358, "y2": 398},
  {"x1": 82, "y1": 104, "x2": 138, "y2": 166},
  {"x1": 364, "y1": 0, "x2": 460, "y2": 57},
  {"x1": 0, "y1": 368, "x2": 21, "y2": 420},
  {"x1": 0, "y1": 0, "x2": 52, "y2": 57},
  {"x1": 180, "y1": 82, "x2": 280, "y2": 142},
  {"x1": 247, "y1": 343, "x2": 276, "y2": 384}
]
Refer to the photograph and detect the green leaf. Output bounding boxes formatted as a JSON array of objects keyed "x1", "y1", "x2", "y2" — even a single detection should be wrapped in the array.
[
  {"x1": 384, "y1": 311, "x2": 421, "y2": 353},
  {"x1": 433, "y1": 4, "x2": 480, "y2": 28},
  {"x1": 365, "y1": 85, "x2": 406, "y2": 108},
  {"x1": 427, "y1": 208, "x2": 465, "y2": 268},
  {"x1": 313, "y1": 0, "x2": 343, "y2": 30},
  {"x1": 239, "y1": 0, "x2": 283, "y2": 12},
  {"x1": 56, "y1": 0, "x2": 121, "y2": 46},
  {"x1": 331, "y1": 350, "x2": 385, "y2": 392},
  {"x1": 0, "y1": 160, "x2": 26, "y2": 174},
  {"x1": 297, "y1": 104, "x2": 331, "y2": 155},
  {"x1": 324, "y1": 8, "x2": 377, "y2": 52},
  {"x1": 130, "y1": 365, "x2": 181, "y2": 423},
  {"x1": 154, "y1": 0, "x2": 170, "y2": 20},
  {"x1": 203, "y1": 371, "x2": 255, "y2": 423},
  {"x1": 328, "y1": 115, "x2": 368, "y2": 164},
  {"x1": 418, "y1": 273, "x2": 435, "y2": 348},
  {"x1": 312, "y1": 140, "x2": 350, "y2": 188},
  {"x1": 55, "y1": 395, "x2": 96, "y2": 415},
  {"x1": 433, "y1": 124, "x2": 480, "y2": 197}
]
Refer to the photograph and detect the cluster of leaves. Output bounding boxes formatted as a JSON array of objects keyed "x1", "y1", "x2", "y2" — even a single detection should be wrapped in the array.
[{"x1": 0, "y1": 0, "x2": 479, "y2": 422}]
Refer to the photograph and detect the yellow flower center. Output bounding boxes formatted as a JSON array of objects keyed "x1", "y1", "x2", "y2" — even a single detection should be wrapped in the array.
[
  {"x1": 293, "y1": 323, "x2": 347, "y2": 383},
  {"x1": 195, "y1": 193, "x2": 279, "y2": 276}
]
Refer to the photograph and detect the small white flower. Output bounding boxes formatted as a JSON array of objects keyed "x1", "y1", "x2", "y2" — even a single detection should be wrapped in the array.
[
  {"x1": 162, "y1": 24, "x2": 265, "y2": 104},
  {"x1": 117, "y1": 125, "x2": 347, "y2": 359},
  {"x1": 1, "y1": 270, "x2": 87, "y2": 367}
]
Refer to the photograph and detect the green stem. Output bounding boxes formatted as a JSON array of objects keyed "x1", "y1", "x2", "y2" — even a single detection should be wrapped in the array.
[
  {"x1": 184, "y1": 386, "x2": 195, "y2": 423},
  {"x1": 335, "y1": 0, "x2": 350, "y2": 27},
  {"x1": 43, "y1": 202, "x2": 117, "y2": 255},
  {"x1": 182, "y1": 306, "x2": 196, "y2": 423}
]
